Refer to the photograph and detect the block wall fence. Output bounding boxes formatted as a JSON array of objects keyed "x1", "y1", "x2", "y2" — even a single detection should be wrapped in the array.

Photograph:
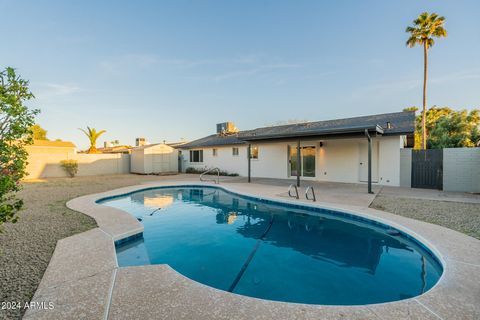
[{"x1": 400, "y1": 147, "x2": 480, "y2": 193}]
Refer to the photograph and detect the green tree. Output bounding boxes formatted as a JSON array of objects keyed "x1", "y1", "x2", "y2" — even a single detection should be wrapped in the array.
[
  {"x1": 404, "y1": 107, "x2": 480, "y2": 149},
  {"x1": 79, "y1": 126, "x2": 106, "y2": 153},
  {"x1": 0, "y1": 67, "x2": 39, "y2": 227},
  {"x1": 31, "y1": 124, "x2": 48, "y2": 140},
  {"x1": 428, "y1": 109, "x2": 480, "y2": 148},
  {"x1": 406, "y1": 12, "x2": 447, "y2": 149}
]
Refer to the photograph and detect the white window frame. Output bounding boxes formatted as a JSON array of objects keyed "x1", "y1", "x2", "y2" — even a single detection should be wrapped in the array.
[
  {"x1": 232, "y1": 147, "x2": 239, "y2": 156},
  {"x1": 189, "y1": 149, "x2": 203, "y2": 163},
  {"x1": 212, "y1": 148, "x2": 218, "y2": 157}
]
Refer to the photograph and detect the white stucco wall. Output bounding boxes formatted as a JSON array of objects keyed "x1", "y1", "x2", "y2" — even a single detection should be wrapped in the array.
[
  {"x1": 378, "y1": 136, "x2": 403, "y2": 186},
  {"x1": 251, "y1": 142, "x2": 289, "y2": 179},
  {"x1": 182, "y1": 135, "x2": 404, "y2": 186},
  {"x1": 183, "y1": 145, "x2": 248, "y2": 175},
  {"x1": 316, "y1": 139, "x2": 362, "y2": 183}
]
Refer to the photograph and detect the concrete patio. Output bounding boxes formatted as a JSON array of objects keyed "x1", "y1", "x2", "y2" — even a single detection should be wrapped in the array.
[{"x1": 24, "y1": 174, "x2": 480, "y2": 320}]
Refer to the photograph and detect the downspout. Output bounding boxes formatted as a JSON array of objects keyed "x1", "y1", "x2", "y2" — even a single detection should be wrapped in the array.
[
  {"x1": 365, "y1": 129, "x2": 373, "y2": 194},
  {"x1": 248, "y1": 144, "x2": 251, "y2": 183},
  {"x1": 296, "y1": 140, "x2": 301, "y2": 187}
]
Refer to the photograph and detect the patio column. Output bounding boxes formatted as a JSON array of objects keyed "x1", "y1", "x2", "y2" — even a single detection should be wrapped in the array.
[
  {"x1": 247, "y1": 144, "x2": 251, "y2": 183},
  {"x1": 296, "y1": 140, "x2": 301, "y2": 187},
  {"x1": 365, "y1": 129, "x2": 373, "y2": 194}
]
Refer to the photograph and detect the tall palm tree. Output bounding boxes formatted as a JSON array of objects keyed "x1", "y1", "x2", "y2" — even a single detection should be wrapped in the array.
[
  {"x1": 79, "y1": 126, "x2": 106, "y2": 153},
  {"x1": 406, "y1": 12, "x2": 447, "y2": 149}
]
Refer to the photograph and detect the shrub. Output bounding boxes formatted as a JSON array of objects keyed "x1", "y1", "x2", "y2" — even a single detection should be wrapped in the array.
[
  {"x1": 185, "y1": 167, "x2": 239, "y2": 177},
  {"x1": 0, "y1": 67, "x2": 39, "y2": 227},
  {"x1": 60, "y1": 160, "x2": 79, "y2": 178}
]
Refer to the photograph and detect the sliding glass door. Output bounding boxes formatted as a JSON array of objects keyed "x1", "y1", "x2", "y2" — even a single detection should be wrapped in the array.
[{"x1": 288, "y1": 145, "x2": 316, "y2": 177}]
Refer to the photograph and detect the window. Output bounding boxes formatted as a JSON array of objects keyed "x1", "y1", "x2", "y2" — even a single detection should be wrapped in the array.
[
  {"x1": 250, "y1": 146, "x2": 259, "y2": 159},
  {"x1": 189, "y1": 150, "x2": 203, "y2": 163},
  {"x1": 232, "y1": 147, "x2": 239, "y2": 156},
  {"x1": 212, "y1": 148, "x2": 218, "y2": 157}
]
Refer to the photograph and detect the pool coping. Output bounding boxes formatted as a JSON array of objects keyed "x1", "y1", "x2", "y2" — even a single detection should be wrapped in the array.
[{"x1": 24, "y1": 180, "x2": 480, "y2": 320}]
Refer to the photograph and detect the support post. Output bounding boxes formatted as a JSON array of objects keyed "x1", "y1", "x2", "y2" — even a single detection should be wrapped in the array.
[
  {"x1": 365, "y1": 129, "x2": 373, "y2": 194},
  {"x1": 247, "y1": 144, "x2": 251, "y2": 183},
  {"x1": 296, "y1": 140, "x2": 301, "y2": 187}
]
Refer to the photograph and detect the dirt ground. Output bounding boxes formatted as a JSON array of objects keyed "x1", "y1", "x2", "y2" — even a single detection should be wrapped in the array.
[
  {"x1": 0, "y1": 174, "x2": 164, "y2": 320},
  {"x1": 370, "y1": 195, "x2": 480, "y2": 240}
]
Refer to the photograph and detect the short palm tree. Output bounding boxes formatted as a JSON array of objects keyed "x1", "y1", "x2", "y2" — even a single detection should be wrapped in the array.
[
  {"x1": 79, "y1": 126, "x2": 106, "y2": 153},
  {"x1": 406, "y1": 12, "x2": 447, "y2": 149}
]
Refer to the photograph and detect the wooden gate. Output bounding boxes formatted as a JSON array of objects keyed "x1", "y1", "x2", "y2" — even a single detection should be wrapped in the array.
[{"x1": 411, "y1": 150, "x2": 443, "y2": 190}]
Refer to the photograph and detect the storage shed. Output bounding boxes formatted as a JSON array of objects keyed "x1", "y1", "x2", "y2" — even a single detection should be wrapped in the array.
[{"x1": 130, "y1": 143, "x2": 178, "y2": 174}]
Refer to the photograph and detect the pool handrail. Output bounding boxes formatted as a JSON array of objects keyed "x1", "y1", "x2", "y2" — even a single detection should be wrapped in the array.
[
  {"x1": 288, "y1": 184, "x2": 299, "y2": 199},
  {"x1": 200, "y1": 167, "x2": 220, "y2": 184},
  {"x1": 305, "y1": 186, "x2": 316, "y2": 202}
]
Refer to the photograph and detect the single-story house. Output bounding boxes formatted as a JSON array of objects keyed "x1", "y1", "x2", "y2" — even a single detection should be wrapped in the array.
[{"x1": 179, "y1": 111, "x2": 415, "y2": 188}]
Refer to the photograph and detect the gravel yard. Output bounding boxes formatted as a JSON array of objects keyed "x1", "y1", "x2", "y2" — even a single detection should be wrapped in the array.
[
  {"x1": 0, "y1": 174, "x2": 163, "y2": 320},
  {"x1": 1, "y1": 174, "x2": 479, "y2": 319},
  {"x1": 371, "y1": 195, "x2": 480, "y2": 240}
]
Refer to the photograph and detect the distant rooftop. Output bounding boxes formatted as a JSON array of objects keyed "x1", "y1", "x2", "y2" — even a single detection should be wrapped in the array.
[
  {"x1": 30, "y1": 140, "x2": 76, "y2": 148},
  {"x1": 97, "y1": 145, "x2": 132, "y2": 154},
  {"x1": 180, "y1": 111, "x2": 415, "y2": 149}
]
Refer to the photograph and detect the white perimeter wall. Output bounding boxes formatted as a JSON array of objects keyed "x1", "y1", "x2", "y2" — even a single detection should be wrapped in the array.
[
  {"x1": 26, "y1": 147, "x2": 130, "y2": 179},
  {"x1": 182, "y1": 135, "x2": 403, "y2": 186}
]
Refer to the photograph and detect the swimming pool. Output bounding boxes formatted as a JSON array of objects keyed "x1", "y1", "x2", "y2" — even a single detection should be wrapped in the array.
[{"x1": 98, "y1": 186, "x2": 443, "y2": 305}]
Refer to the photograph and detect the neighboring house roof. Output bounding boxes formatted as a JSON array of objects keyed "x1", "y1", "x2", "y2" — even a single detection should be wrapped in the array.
[
  {"x1": 30, "y1": 140, "x2": 76, "y2": 148},
  {"x1": 180, "y1": 111, "x2": 415, "y2": 149},
  {"x1": 132, "y1": 143, "x2": 164, "y2": 150},
  {"x1": 97, "y1": 145, "x2": 132, "y2": 154},
  {"x1": 132, "y1": 141, "x2": 188, "y2": 150}
]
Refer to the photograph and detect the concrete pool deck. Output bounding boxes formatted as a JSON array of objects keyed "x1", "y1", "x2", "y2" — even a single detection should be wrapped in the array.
[{"x1": 24, "y1": 176, "x2": 480, "y2": 319}]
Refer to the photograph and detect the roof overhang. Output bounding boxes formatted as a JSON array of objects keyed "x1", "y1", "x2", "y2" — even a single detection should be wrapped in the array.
[{"x1": 238, "y1": 124, "x2": 385, "y2": 142}]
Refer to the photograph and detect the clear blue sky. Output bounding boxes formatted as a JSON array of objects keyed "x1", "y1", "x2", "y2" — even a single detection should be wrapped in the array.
[{"x1": 1, "y1": 0, "x2": 479, "y2": 149}]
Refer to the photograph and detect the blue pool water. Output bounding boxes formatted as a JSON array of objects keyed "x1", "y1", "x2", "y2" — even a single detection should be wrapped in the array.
[{"x1": 99, "y1": 186, "x2": 443, "y2": 305}]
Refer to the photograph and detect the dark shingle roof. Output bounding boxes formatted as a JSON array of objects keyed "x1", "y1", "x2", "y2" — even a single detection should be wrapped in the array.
[
  {"x1": 180, "y1": 111, "x2": 415, "y2": 149},
  {"x1": 180, "y1": 134, "x2": 245, "y2": 149},
  {"x1": 240, "y1": 111, "x2": 414, "y2": 140}
]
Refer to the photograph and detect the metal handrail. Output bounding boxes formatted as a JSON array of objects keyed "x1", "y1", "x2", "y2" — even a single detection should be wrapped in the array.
[
  {"x1": 288, "y1": 184, "x2": 299, "y2": 199},
  {"x1": 200, "y1": 167, "x2": 220, "y2": 184},
  {"x1": 305, "y1": 186, "x2": 316, "y2": 202}
]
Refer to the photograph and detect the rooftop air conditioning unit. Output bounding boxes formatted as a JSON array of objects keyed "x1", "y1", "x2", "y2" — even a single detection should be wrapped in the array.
[{"x1": 216, "y1": 122, "x2": 238, "y2": 135}]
